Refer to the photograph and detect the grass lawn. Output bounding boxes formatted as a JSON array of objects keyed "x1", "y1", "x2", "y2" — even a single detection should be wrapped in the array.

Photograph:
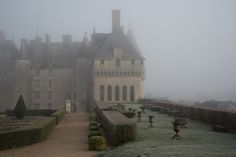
[{"x1": 100, "y1": 104, "x2": 236, "y2": 157}]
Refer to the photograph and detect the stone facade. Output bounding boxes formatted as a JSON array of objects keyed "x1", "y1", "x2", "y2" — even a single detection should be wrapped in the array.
[
  {"x1": 0, "y1": 10, "x2": 145, "y2": 112},
  {"x1": 93, "y1": 58, "x2": 145, "y2": 103},
  {"x1": 92, "y1": 10, "x2": 145, "y2": 104}
]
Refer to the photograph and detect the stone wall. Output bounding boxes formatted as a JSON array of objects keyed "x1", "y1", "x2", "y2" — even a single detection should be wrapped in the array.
[{"x1": 141, "y1": 99, "x2": 236, "y2": 130}]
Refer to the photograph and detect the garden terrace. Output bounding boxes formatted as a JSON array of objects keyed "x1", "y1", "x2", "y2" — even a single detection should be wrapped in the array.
[
  {"x1": 141, "y1": 100, "x2": 236, "y2": 131},
  {"x1": 100, "y1": 104, "x2": 236, "y2": 157}
]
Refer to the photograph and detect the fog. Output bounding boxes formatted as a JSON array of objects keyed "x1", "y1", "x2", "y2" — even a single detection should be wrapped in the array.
[{"x1": 1, "y1": 0, "x2": 236, "y2": 102}]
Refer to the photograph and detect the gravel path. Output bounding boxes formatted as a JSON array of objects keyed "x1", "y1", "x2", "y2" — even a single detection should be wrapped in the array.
[{"x1": 0, "y1": 113, "x2": 98, "y2": 157}]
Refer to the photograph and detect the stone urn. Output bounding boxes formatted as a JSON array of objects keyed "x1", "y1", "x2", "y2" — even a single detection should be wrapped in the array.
[
  {"x1": 137, "y1": 111, "x2": 142, "y2": 122},
  {"x1": 172, "y1": 118, "x2": 184, "y2": 139},
  {"x1": 148, "y1": 115, "x2": 154, "y2": 128},
  {"x1": 140, "y1": 106, "x2": 145, "y2": 114}
]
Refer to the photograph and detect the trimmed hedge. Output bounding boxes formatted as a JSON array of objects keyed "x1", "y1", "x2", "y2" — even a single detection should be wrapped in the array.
[
  {"x1": 88, "y1": 136, "x2": 106, "y2": 151},
  {"x1": 51, "y1": 109, "x2": 65, "y2": 124},
  {"x1": 88, "y1": 131, "x2": 102, "y2": 138},
  {"x1": 6, "y1": 109, "x2": 56, "y2": 117},
  {"x1": 89, "y1": 126, "x2": 99, "y2": 132},
  {"x1": 0, "y1": 117, "x2": 56, "y2": 150},
  {"x1": 89, "y1": 122, "x2": 98, "y2": 127},
  {"x1": 96, "y1": 104, "x2": 136, "y2": 146}
]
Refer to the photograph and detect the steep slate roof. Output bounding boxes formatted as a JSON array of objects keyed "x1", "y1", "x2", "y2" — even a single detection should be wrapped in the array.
[{"x1": 94, "y1": 28, "x2": 144, "y2": 60}]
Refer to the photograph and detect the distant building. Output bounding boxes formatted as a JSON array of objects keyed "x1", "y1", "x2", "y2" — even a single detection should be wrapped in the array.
[
  {"x1": 0, "y1": 10, "x2": 145, "y2": 112},
  {"x1": 0, "y1": 31, "x2": 19, "y2": 111}
]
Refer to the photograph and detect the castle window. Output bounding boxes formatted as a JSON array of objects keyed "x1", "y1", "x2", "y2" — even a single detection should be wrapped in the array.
[
  {"x1": 131, "y1": 60, "x2": 135, "y2": 64},
  {"x1": 100, "y1": 85, "x2": 104, "y2": 101},
  {"x1": 115, "y1": 58, "x2": 120, "y2": 66},
  {"x1": 48, "y1": 103, "x2": 52, "y2": 109},
  {"x1": 35, "y1": 70, "x2": 40, "y2": 76},
  {"x1": 73, "y1": 80, "x2": 76, "y2": 87},
  {"x1": 34, "y1": 80, "x2": 40, "y2": 88},
  {"x1": 48, "y1": 91, "x2": 52, "y2": 100},
  {"x1": 107, "y1": 85, "x2": 112, "y2": 101},
  {"x1": 115, "y1": 85, "x2": 119, "y2": 101},
  {"x1": 34, "y1": 103, "x2": 40, "y2": 109},
  {"x1": 113, "y1": 48, "x2": 122, "y2": 58},
  {"x1": 34, "y1": 91, "x2": 40, "y2": 100},
  {"x1": 73, "y1": 92, "x2": 77, "y2": 100},
  {"x1": 122, "y1": 85, "x2": 127, "y2": 101},
  {"x1": 48, "y1": 69, "x2": 52, "y2": 75},
  {"x1": 48, "y1": 80, "x2": 52, "y2": 88},
  {"x1": 141, "y1": 60, "x2": 144, "y2": 64},
  {"x1": 130, "y1": 86, "x2": 135, "y2": 101},
  {"x1": 101, "y1": 60, "x2": 104, "y2": 64}
]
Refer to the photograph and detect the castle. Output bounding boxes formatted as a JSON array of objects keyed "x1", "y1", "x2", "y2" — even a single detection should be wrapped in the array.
[{"x1": 0, "y1": 10, "x2": 145, "y2": 112}]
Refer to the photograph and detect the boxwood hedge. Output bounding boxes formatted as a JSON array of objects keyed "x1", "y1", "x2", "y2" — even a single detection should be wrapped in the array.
[{"x1": 0, "y1": 117, "x2": 56, "y2": 150}]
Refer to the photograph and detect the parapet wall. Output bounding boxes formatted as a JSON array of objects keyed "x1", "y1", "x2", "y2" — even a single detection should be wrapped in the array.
[{"x1": 141, "y1": 99, "x2": 236, "y2": 130}]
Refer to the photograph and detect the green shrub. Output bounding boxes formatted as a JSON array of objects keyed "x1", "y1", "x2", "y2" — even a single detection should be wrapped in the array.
[
  {"x1": 112, "y1": 124, "x2": 136, "y2": 145},
  {"x1": 89, "y1": 122, "x2": 98, "y2": 127},
  {"x1": 0, "y1": 117, "x2": 56, "y2": 150},
  {"x1": 89, "y1": 126, "x2": 99, "y2": 132},
  {"x1": 88, "y1": 136, "x2": 106, "y2": 151},
  {"x1": 14, "y1": 95, "x2": 27, "y2": 120},
  {"x1": 88, "y1": 131, "x2": 102, "y2": 138}
]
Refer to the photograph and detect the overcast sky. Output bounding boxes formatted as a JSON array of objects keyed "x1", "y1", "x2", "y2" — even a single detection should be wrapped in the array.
[{"x1": 1, "y1": 0, "x2": 236, "y2": 102}]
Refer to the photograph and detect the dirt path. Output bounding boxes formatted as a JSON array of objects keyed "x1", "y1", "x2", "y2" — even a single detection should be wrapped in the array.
[{"x1": 0, "y1": 113, "x2": 98, "y2": 157}]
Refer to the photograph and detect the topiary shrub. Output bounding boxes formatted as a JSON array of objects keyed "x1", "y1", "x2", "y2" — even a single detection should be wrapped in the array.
[
  {"x1": 89, "y1": 122, "x2": 98, "y2": 127},
  {"x1": 88, "y1": 136, "x2": 106, "y2": 151},
  {"x1": 14, "y1": 95, "x2": 27, "y2": 120},
  {"x1": 88, "y1": 131, "x2": 102, "y2": 138},
  {"x1": 89, "y1": 126, "x2": 99, "y2": 132}
]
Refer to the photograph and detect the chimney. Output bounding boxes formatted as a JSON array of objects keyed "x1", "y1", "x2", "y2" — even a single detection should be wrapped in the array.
[
  {"x1": 45, "y1": 34, "x2": 51, "y2": 44},
  {"x1": 0, "y1": 31, "x2": 6, "y2": 42},
  {"x1": 112, "y1": 10, "x2": 121, "y2": 31},
  {"x1": 62, "y1": 34, "x2": 73, "y2": 43}
]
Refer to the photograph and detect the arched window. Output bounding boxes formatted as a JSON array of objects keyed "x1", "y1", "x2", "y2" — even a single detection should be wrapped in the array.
[
  {"x1": 107, "y1": 85, "x2": 112, "y2": 101},
  {"x1": 115, "y1": 85, "x2": 119, "y2": 101},
  {"x1": 130, "y1": 85, "x2": 135, "y2": 101},
  {"x1": 100, "y1": 85, "x2": 104, "y2": 101},
  {"x1": 122, "y1": 85, "x2": 127, "y2": 101}
]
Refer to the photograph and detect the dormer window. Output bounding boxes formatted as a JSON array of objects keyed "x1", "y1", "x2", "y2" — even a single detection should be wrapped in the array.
[
  {"x1": 131, "y1": 60, "x2": 135, "y2": 64},
  {"x1": 141, "y1": 60, "x2": 144, "y2": 64},
  {"x1": 113, "y1": 48, "x2": 122, "y2": 58},
  {"x1": 115, "y1": 58, "x2": 120, "y2": 66}
]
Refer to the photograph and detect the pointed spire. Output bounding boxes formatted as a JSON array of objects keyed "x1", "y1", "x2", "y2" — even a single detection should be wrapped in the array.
[
  {"x1": 36, "y1": 26, "x2": 39, "y2": 37},
  {"x1": 128, "y1": 24, "x2": 131, "y2": 31},
  {"x1": 82, "y1": 30, "x2": 89, "y2": 46},
  {"x1": 93, "y1": 27, "x2": 96, "y2": 34}
]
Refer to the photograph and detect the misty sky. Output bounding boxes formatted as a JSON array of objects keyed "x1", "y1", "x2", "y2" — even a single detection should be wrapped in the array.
[{"x1": 1, "y1": 0, "x2": 236, "y2": 102}]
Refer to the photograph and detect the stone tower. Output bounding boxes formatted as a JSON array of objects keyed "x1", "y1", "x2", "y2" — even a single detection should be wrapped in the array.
[{"x1": 92, "y1": 10, "x2": 145, "y2": 104}]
